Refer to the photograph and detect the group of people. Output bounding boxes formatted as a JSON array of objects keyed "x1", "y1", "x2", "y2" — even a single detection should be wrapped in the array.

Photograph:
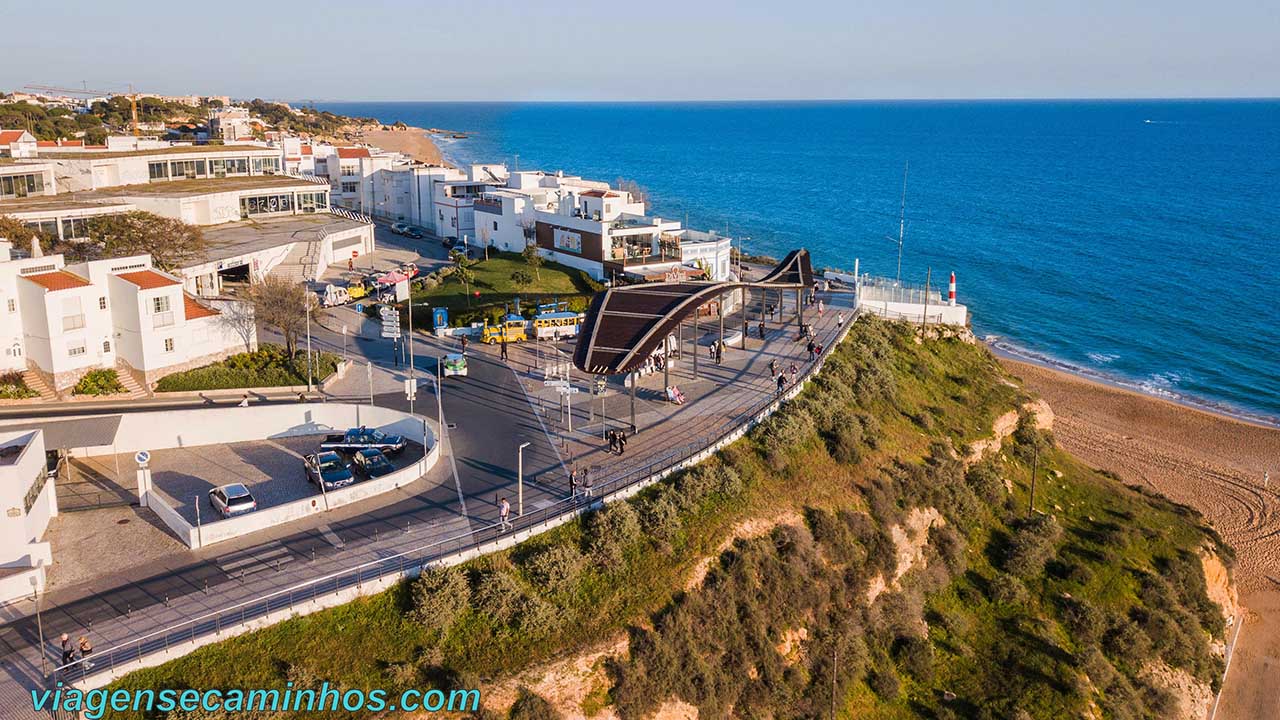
[
  {"x1": 607, "y1": 428, "x2": 629, "y2": 454},
  {"x1": 665, "y1": 385, "x2": 687, "y2": 404},
  {"x1": 59, "y1": 633, "x2": 93, "y2": 669},
  {"x1": 569, "y1": 466, "x2": 596, "y2": 499}
]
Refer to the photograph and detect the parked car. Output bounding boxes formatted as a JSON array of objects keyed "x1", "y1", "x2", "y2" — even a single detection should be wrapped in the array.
[
  {"x1": 442, "y1": 237, "x2": 457, "y2": 248},
  {"x1": 389, "y1": 222, "x2": 410, "y2": 235},
  {"x1": 399, "y1": 262, "x2": 420, "y2": 279},
  {"x1": 303, "y1": 451, "x2": 355, "y2": 490},
  {"x1": 208, "y1": 483, "x2": 257, "y2": 518},
  {"x1": 319, "y1": 427, "x2": 408, "y2": 455},
  {"x1": 352, "y1": 448, "x2": 396, "y2": 478},
  {"x1": 403, "y1": 225, "x2": 425, "y2": 239},
  {"x1": 320, "y1": 284, "x2": 350, "y2": 308},
  {"x1": 442, "y1": 353, "x2": 468, "y2": 377}
]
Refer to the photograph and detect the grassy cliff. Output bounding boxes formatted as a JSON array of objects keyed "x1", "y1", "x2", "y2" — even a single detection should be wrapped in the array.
[{"x1": 108, "y1": 318, "x2": 1232, "y2": 720}]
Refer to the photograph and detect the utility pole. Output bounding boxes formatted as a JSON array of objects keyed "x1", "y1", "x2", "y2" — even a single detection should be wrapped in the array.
[
  {"x1": 305, "y1": 300, "x2": 313, "y2": 392},
  {"x1": 31, "y1": 581, "x2": 45, "y2": 677},
  {"x1": 407, "y1": 301, "x2": 416, "y2": 417},
  {"x1": 517, "y1": 442, "x2": 530, "y2": 516},
  {"x1": 895, "y1": 161, "x2": 908, "y2": 286},
  {"x1": 1028, "y1": 444, "x2": 1040, "y2": 517},
  {"x1": 922, "y1": 267, "x2": 931, "y2": 331}
]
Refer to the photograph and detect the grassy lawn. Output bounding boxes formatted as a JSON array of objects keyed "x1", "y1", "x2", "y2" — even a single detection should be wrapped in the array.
[
  {"x1": 408, "y1": 251, "x2": 599, "y2": 327},
  {"x1": 110, "y1": 320, "x2": 1227, "y2": 719},
  {"x1": 154, "y1": 344, "x2": 339, "y2": 392}
]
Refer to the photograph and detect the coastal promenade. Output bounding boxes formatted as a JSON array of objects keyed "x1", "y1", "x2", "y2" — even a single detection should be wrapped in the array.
[{"x1": 0, "y1": 285, "x2": 853, "y2": 719}]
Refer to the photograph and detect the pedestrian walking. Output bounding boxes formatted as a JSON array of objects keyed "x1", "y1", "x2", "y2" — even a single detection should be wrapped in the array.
[
  {"x1": 806, "y1": 341, "x2": 816, "y2": 361},
  {"x1": 78, "y1": 635, "x2": 94, "y2": 670},
  {"x1": 618, "y1": 431, "x2": 627, "y2": 455},
  {"x1": 59, "y1": 633, "x2": 74, "y2": 666},
  {"x1": 607, "y1": 429, "x2": 617, "y2": 454},
  {"x1": 499, "y1": 336, "x2": 509, "y2": 361},
  {"x1": 769, "y1": 358, "x2": 779, "y2": 377},
  {"x1": 836, "y1": 312, "x2": 845, "y2": 327},
  {"x1": 498, "y1": 497, "x2": 512, "y2": 531},
  {"x1": 583, "y1": 467, "x2": 594, "y2": 497},
  {"x1": 758, "y1": 320, "x2": 766, "y2": 339},
  {"x1": 714, "y1": 342, "x2": 723, "y2": 365},
  {"x1": 347, "y1": 258, "x2": 354, "y2": 272},
  {"x1": 789, "y1": 362, "x2": 798, "y2": 382},
  {"x1": 776, "y1": 373, "x2": 787, "y2": 397},
  {"x1": 817, "y1": 299, "x2": 825, "y2": 317},
  {"x1": 570, "y1": 469, "x2": 579, "y2": 498},
  {"x1": 460, "y1": 335, "x2": 469, "y2": 354}
]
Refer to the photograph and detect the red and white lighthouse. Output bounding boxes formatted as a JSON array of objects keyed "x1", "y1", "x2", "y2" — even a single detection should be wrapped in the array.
[{"x1": 948, "y1": 272, "x2": 956, "y2": 307}]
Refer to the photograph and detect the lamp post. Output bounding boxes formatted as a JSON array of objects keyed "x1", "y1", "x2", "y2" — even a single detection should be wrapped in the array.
[
  {"x1": 30, "y1": 578, "x2": 45, "y2": 678},
  {"x1": 517, "y1": 442, "x2": 531, "y2": 517},
  {"x1": 304, "y1": 297, "x2": 313, "y2": 393}
]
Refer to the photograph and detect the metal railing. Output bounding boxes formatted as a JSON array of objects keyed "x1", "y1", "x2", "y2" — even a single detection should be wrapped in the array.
[
  {"x1": 49, "y1": 307, "x2": 853, "y2": 686},
  {"x1": 856, "y1": 274, "x2": 943, "y2": 306}
]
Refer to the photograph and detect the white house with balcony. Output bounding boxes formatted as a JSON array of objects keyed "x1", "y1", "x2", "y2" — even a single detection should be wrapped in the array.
[{"x1": 0, "y1": 242, "x2": 249, "y2": 394}]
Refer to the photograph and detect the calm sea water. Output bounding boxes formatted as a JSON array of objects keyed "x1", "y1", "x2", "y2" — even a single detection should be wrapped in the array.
[{"x1": 319, "y1": 100, "x2": 1280, "y2": 425}]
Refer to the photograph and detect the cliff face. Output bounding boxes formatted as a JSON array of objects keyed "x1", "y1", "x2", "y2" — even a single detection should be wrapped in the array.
[{"x1": 108, "y1": 318, "x2": 1234, "y2": 720}]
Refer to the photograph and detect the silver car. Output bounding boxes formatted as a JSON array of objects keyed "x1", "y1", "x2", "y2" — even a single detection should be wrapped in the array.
[{"x1": 208, "y1": 483, "x2": 257, "y2": 518}]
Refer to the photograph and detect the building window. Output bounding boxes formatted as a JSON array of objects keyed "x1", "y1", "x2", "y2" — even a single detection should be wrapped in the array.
[
  {"x1": 103, "y1": 340, "x2": 111, "y2": 354},
  {"x1": 152, "y1": 295, "x2": 174, "y2": 328},
  {"x1": 341, "y1": 182, "x2": 358, "y2": 194},
  {"x1": 148, "y1": 161, "x2": 169, "y2": 180},
  {"x1": 0, "y1": 172, "x2": 45, "y2": 199},
  {"x1": 6, "y1": 299, "x2": 13, "y2": 313},
  {"x1": 153, "y1": 296, "x2": 171, "y2": 314},
  {"x1": 98, "y1": 296, "x2": 107, "y2": 310},
  {"x1": 164, "y1": 338, "x2": 175, "y2": 353},
  {"x1": 240, "y1": 193, "x2": 295, "y2": 218},
  {"x1": 297, "y1": 191, "x2": 328, "y2": 213},
  {"x1": 493, "y1": 221, "x2": 498, "y2": 231},
  {"x1": 68, "y1": 342, "x2": 86, "y2": 357},
  {"x1": 61, "y1": 217, "x2": 90, "y2": 240}
]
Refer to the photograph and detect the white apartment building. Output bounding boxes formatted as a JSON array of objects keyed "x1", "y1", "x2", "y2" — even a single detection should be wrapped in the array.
[
  {"x1": 210, "y1": 107, "x2": 255, "y2": 141},
  {"x1": 30, "y1": 144, "x2": 285, "y2": 192},
  {"x1": 277, "y1": 138, "x2": 316, "y2": 175},
  {"x1": 0, "y1": 427, "x2": 56, "y2": 603},
  {"x1": 0, "y1": 161, "x2": 56, "y2": 201},
  {"x1": 0, "y1": 241, "x2": 250, "y2": 393}
]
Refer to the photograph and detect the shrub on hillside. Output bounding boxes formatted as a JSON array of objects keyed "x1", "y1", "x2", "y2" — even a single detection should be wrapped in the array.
[
  {"x1": 1011, "y1": 410, "x2": 1055, "y2": 463},
  {"x1": 410, "y1": 565, "x2": 470, "y2": 633},
  {"x1": 473, "y1": 570, "x2": 525, "y2": 625},
  {"x1": 989, "y1": 572, "x2": 1030, "y2": 606},
  {"x1": 756, "y1": 409, "x2": 816, "y2": 469},
  {"x1": 636, "y1": 487, "x2": 681, "y2": 543},
  {"x1": 72, "y1": 368, "x2": 125, "y2": 396},
  {"x1": 1001, "y1": 514, "x2": 1062, "y2": 578},
  {"x1": 892, "y1": 635, "x2": 935, "y2": 683},
  {"x1": 154, "y1": 344, "x2": 338, "y2": 391},
  {"x1": 522, "y1": 544, "x2": 584, "y2": 595},
  {"x1": 585, "y1": 503, "x2": 640, "y2": 570},
  {"x1": 1057, "y1": 596, "x2": 1106, "y2": 646},
  {"x1": 507, "y1": 687, "x2": 562, "y2": 720}
]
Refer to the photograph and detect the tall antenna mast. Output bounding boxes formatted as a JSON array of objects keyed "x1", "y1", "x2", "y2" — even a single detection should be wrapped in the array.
[{"x1": 896, "y1": 161, "x2": 909, "y2": 285}]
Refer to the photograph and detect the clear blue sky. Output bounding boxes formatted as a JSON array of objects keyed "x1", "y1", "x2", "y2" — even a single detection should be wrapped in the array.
[{"x1": 4, "y1": 0, "x2": 1276, "y2": 101}]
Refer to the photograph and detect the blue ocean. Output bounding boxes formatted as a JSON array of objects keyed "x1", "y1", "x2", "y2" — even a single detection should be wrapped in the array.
[{"x1": 319, "y1": 100, "x2": 1280, "y2": 425}]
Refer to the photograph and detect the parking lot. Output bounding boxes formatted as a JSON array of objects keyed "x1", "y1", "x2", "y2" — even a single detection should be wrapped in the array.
[{"x1": 76, "y1": 434, "x2": 426, "y2": 527}]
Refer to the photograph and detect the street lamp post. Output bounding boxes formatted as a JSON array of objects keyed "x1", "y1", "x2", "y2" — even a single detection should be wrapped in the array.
[
  {"x1": 31, "y1": 578, "x2": 45, "y2": 678},
  {"x1": 517, "y1": 442, "x2": 531, "y2": 517},
  {"x1": 305, "y1": 299, "x2": 313, "y2": 393}
]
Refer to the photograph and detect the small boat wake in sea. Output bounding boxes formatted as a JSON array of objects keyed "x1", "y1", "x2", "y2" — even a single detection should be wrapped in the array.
[{"x1": 984, "y1": 336, "x2": 1280, "y2": 429}]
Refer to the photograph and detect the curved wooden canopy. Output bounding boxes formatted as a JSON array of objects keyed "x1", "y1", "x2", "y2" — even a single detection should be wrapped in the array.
[{"x1": 573, "y1": 249, "x2": 813, "y2": 376}]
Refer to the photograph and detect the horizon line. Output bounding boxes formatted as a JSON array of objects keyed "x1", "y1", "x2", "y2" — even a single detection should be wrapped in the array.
[{"x1": 301, "y1": 95, "x2": 1280, "y2": 104}]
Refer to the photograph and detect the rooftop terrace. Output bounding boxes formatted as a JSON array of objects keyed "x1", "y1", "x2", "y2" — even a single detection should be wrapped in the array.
[{"x1": 36, "y1": 144, "x2": 276, "y2": 160}]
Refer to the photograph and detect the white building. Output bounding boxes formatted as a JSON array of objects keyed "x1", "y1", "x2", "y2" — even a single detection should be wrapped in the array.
[
  {"x1": 210, "y1": 107, "x2": 255, "y2": 141},
  {"x1": 0, "y1": 427, "x2": 56, "y2": 603},
  {"x1": 0, "y1": 129, "x2": 38, "y2": 159},
  {"x1": 0, "y1": 241, "x2": 251, "y2": 394},
  {"x1": 29, "y1": 144, "x2": 285, "y2": 192}
]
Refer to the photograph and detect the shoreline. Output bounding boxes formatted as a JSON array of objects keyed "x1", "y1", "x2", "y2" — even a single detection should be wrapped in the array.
[
  {"x1": 350, "y1": 124, "x2": 447, "y2": 166},
  {"x1": 999, "y1": 355, "x2": 1280, "y2": 720},
  {"x1": 985, "y1": 338, "x2": 1280, "y2": 431}
]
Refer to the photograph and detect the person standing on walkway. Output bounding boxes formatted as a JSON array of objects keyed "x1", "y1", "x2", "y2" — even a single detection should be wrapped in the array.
[
  {"x1": 500, "y1": 336, "x2": 509, "y2": 361},
  {"x1": 714, "y1": 342, "x2": 723, "y2": 365},
  {"x1": 570, "y1": 468, "x2": 579, "y2": 498},
  {"x1": 78, "y1": 635, "x2": 94, "y2": 670},
  {"x1": 758, "y1": 320, "x2": 766, "y2": 339},
  {"x1": 789, "y1": 362, "x2": 799, "y2": 383},
  {"x1": 618, "y1": 430, "x2": 627, "y2": 455},
  {"x1": 836, "y1": 312, "x2": 845, "y2": 328},
  {"x1": 607, "y1": 429, "x2": 617, "y2": 454},
  {"x1": 583, "y1": 467, "x2": 594, "y2": 497},
  {"x1": 769, "y1": 358, "x2": 779, "y2": 377},
  {"x1": 460, "y1": 335, "x2": 469, "y2": 355},
  {"x1": 806, "y1": 340, "x2": 816, "y2": 362},
  {"x1": 60, "y1": 633, "x2": 74, "y2": 666},
  {"x1": 776, "y1": 373, "x2": 787, "y2": 397},
  {"x1": 498, "y1": 497, "x2": 512, "y2": 531}
]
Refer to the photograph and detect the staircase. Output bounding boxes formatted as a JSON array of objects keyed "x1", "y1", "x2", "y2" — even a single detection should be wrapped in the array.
[
  {"x1": 20, "y1": 368, "x2": 58, "y2": 401},
  {"x1": 113, "y1": 365, "x2": 149, "y2": 399},
  {"x1": 269, "y1": 233, "x2": 324, "y2": 284}
]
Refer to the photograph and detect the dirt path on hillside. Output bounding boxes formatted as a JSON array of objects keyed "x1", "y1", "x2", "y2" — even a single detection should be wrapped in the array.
[{"x1": 1001, "y1": 358, "x2": 1280, "y2": 720}]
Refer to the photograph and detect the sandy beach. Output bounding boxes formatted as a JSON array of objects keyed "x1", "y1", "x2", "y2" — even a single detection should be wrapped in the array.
[
  {"x1": 352, "y1": 125, "x2": 446, "y2": 166},
  {"x1": 1000, "y1": 358, "x2": 1279, "y2": 720}
]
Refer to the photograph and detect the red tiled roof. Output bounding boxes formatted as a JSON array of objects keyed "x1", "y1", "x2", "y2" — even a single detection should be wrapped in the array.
[
  {"x1": 336, "y1": 147, "x2": 370, "y2": 159},
  {"x1": 36, "y1": 141, "x2": 57, "y2": 148},
  {"x1": 285, "y1": 156, "x2": 301, "y2": 161},
  {"x1": 300, "y1": 145, "x2": 313, "y2": 155},
  {"x1": 580, "y1": 190, "x2": 620, "y2": 198},
  {"x1": 85, "y1": 144, "x2": 108, "y2": 149},
  {"x1": 115, "y1": 269, "x2": 179, "y2": 290},
  {"x1": 183, "y1": 293, "x2": 220, "y2": 319},
  {"x1": 22, "y1": 270, "x2": 91, "y2": 292},
  {"x1": 35, "y1": 139, "x2": 84, "y2": 148},
  {"x1": 0, "y1": 130, "x2": 28, "y2": 144}
]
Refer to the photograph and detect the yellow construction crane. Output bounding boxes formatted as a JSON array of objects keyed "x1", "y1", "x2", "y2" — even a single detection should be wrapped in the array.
[{"x1": 25, "y1": 83, "x2": 143, "y2": 136}]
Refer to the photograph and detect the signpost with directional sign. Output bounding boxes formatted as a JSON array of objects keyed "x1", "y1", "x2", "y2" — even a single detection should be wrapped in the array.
[{"x1": 380, "y1": 306, "x2": 401, "y2": 340}]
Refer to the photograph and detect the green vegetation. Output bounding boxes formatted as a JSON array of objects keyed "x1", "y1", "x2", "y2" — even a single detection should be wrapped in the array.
[
  {"x1": 154, "y1": 345, "x2": 339, "y2": 392},
  {"x1": 71, "y1": 368, "x2": 125, "y2": 396},
  {"x1": 0, "y1": 371, "x2": 38, "y2": 399},
  {"x1": 243, "y1": 99, "x2": 374, "y2": 137},
  {"x1": 408, "y1": 251, "x2": 598, "y2": 326},
  {"x1": 109, "y1": 319, "x2": 1230, "y2": 720}
]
